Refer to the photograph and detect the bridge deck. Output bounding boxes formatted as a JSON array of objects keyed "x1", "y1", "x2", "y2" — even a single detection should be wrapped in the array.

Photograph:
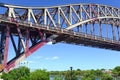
[
  {"x1": 55, "y1": 34, "x2": 120, "y2": 51},
  {"x1": 0, "y1": 20, "x2": 120, "y2": 51}
]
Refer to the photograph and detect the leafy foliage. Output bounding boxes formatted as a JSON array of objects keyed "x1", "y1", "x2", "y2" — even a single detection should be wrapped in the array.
[
  {"x1": 1, "y1": 66, "x2": 120, "y2": 80},
  {"x1": 1, "y1": 66, "x2": 30, "y2": 80},
  {"x1": 112, "y1": 66, "x2": 120, "y2": 76},
  {"x1": 30, "y1": 69, "x2": 49, "y2": 80},
  {"x1": 1, "y1": 67, "x2": 49, "y2": 80}
]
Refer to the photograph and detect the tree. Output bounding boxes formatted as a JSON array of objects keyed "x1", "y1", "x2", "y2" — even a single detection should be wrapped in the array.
[
  {"x1": 82, "y1": 70, "x2": 96, "y2": 80},
  {"x1": 1, "y1": 66, "x2": 30, "y2": 80},
  {"x1": 112, "y1": 66, "x2": 120, "y2": 76},
  {"x1": 64, "y1": 70, "x2": 77, "y2": 80},
  {"x1": 102, "y1": 74, "x2": 113, "y2": 80},
  {"x1": 30, "y1": 69, "x2": 49, "y2": 80}
]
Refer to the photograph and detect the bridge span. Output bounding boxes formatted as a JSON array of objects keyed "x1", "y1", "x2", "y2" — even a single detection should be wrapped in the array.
[{"x1": 0, "y1": 3, "x2": 119, "y2": 72}]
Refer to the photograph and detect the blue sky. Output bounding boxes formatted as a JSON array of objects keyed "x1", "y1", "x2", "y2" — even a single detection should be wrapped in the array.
[{"x1": 2, "y1": 0, "x2": 120, "y2": 71}]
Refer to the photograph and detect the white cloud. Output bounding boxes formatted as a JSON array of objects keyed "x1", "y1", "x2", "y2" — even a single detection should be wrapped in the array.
[
  {"x1": 45, "y1": 56, "x2": 59, "y2": 60},
  {"x1": 33, "y1": 56, "x2": 42, "y2": 59},
  {"x1": 47, "y1": 41, "x2": 53, "y2": 45},
  {"x1": 45, "y1": 57, "x2": 50, "y2": 60},
  {"x1": 52, "y1": 56, "x2": 59, "y2": 60}
]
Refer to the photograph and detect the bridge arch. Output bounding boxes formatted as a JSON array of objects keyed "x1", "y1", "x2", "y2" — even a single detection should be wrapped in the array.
[{"x1": 66, "y1": 17, "x2": 120, "y2": 30}]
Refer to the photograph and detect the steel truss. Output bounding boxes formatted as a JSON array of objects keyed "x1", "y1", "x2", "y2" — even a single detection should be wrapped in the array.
[
  {"x1": 0, "y1": 23, "x2": 48, "y2": 72},
  {"x1": 0, "y1": 3, "x2": 119, "y2": 71}
]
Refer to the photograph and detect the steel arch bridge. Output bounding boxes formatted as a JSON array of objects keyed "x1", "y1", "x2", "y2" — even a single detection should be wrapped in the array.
[{"x1": 0, "y1": 3, "x2": 120, "y2": 72}]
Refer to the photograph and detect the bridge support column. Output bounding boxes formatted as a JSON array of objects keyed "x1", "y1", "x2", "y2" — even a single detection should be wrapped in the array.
[{"x1": 3, "y1": 26, "x2": 10, "y2": 69}]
